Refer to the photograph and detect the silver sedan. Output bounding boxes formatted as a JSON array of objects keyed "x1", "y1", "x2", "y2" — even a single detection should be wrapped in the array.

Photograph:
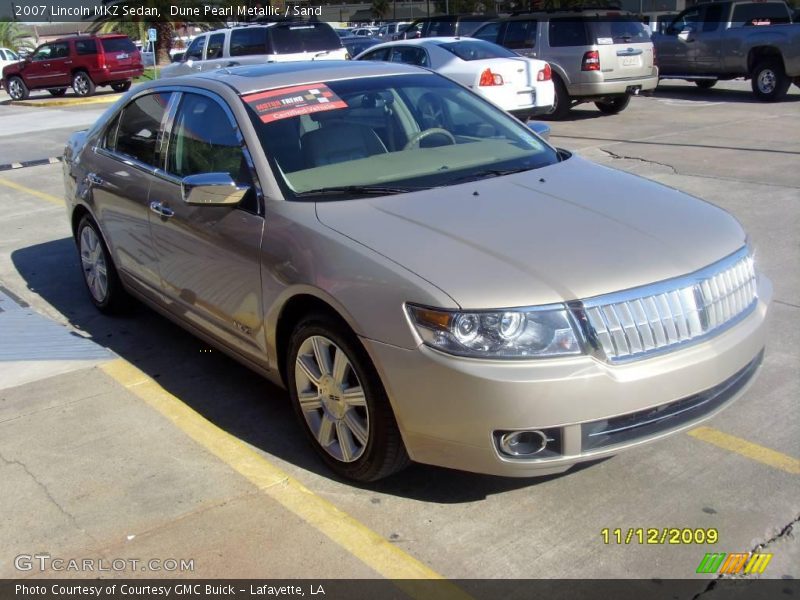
[{"x1": 63, "y1": 61, "x2": 770, "y2": 481}]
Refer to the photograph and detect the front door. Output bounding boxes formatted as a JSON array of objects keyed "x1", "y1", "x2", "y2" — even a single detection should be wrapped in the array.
[{"x1": 148, "y1": 91, "x2": 265, "y2": 362}]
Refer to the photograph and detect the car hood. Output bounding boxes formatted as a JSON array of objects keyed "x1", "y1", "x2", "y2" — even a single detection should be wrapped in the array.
[{"x1": 315, "y1": 156, "x2": 746, "y2": 309}]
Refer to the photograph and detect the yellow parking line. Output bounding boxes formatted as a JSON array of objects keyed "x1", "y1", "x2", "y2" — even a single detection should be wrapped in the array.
[
  {"x1": 9, "y1": 94, "x2": 120, "y2": 108},
  {"x1": 0, "y1": 176, "x2": 64, "y2": 206},
  {"x1": 101, "y1": 359, "x2": 470, "y2": 598},
  {"x1": 689, "y1": 426, "x2": 800, "y2": 475}
]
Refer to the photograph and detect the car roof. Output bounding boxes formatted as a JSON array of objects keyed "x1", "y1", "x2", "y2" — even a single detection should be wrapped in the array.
[
  {"x1": 53, "y1": 33, "x2": 129, "y2": 43},
  {"x1": 168, "y1": 60, "x2": 428, "y2": 96},
  {"x1": 360, "y1": 36, "x2": 478, "y2": 50}
]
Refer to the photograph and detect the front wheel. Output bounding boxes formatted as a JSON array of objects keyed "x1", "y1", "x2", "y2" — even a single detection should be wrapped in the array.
[
  {"x1": 595, "y1": 95, "x2": 631, "y2": 114},
  {"x1": 751, "y1": 61, "x2": 790, "y2": 101},
  {"x1": 7, "y1": 76, "x2": 29, "y2": 101},
  {"x1": 111, "y1": 81, "x2": 131, "y2": 93},
  {"x1": 48, "y1": 88, "x2": 68, "y2": 97},
  {"x1": 72, "y1": 71, "x2": 96, "y2": 97},
  {"x1": 287, "y1": 314, "x2": 409, "y2": 482},
  {"x1": 76, "y1": 216, "x2": 129, "y2": 313}
]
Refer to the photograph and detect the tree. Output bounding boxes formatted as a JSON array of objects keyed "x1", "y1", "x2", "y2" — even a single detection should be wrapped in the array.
[
  {"x1": 372, "y1": 0, "x2": 390, "y2": 20},
  {"x1": 0, "y1": 21, "x2": 34, "y2": 53}
]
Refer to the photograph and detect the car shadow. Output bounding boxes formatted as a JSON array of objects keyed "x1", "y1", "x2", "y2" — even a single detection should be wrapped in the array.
[
  {"x1": 11, "y1": 237, "x2": 598, "y2": 503},
  {"x1": 654, "y1": 83, "x2": 800, "y2": 104}
]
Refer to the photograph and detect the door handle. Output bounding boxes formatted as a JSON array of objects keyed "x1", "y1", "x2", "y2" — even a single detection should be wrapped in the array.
[
  {"x1": 87, "y1": 172, "x2": 104, "y2": 186},
  {"x1": 149, "y1": 201, "x2": 174, "y2": 218}
]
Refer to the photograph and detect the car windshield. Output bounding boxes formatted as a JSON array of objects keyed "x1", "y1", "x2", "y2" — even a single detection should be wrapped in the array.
[
  {"x1": 588, "y1": 17, "x2": 651, "y2": 43},
  {"x1": 270, "y1": 23, "x2": 343, "y2": 53},
  {"x1": 242, "y1": 73, "x2": 559, "y2": 200}
]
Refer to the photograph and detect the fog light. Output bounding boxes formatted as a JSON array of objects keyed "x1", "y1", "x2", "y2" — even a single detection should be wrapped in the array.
[{"x1": 499, "y1": 430, "x2": 548, "y2": 456}]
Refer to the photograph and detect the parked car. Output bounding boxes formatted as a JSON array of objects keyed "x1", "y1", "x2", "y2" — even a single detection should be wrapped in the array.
[
  {"x1": 63, "y1": 61, "x2": 770, "y2": 482},
  {"x1": 356, "y1": 37, "x2": 554, "y2": 119},
  {"x1": 341, "y1": 36, "x2": 381, "y2": 59},
  {"x1": 0, "y1": 47, "x2": 22, "y2": 72},
  {"x1": 161, "y1": 22, "x2": 347, "y2": 78},
  {"x1": 351, "y1": 27, "x2": 380, "y2": 37},
  {"x1": 402, "y1": 15, "x2": 497, "y2": 39},
  {"x1": 376, "y1": 21, "x2": 411, "y2": 40},
  {"x1": 2, "y1": 34, "x2": 143, "y2": 100},
  {"x1": 472, "y1": 10, "x2": 658, "y2": 118},
  {"x1": 653, "y1": 0, "x2": 800, "y2": 100}
]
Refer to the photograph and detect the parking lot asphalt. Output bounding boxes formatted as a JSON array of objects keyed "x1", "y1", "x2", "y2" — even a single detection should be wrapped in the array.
[{"x1": 0, "y1": 79, "x2": 797, "y2": 587}]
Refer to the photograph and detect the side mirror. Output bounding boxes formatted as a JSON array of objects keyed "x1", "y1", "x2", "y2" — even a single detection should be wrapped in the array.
[
  {"x1": 181, "y1": 173, "x2": 249, "y2": 206},
  {"x1": 528, "y1": 121, "x2": 551, "y2": 140}
]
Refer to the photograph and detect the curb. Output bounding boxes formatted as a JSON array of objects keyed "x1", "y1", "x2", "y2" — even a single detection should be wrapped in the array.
[
  {"x1": 7, "y1": 94, "x2": 121, "y2": 108},
  {"x1": 0, "y1": 156, "x2": 62, "y2": 172}
]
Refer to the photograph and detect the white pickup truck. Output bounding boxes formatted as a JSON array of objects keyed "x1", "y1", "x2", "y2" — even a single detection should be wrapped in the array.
[{"x1": 653, "y1": 0, "x2": 800, "y2": 101}]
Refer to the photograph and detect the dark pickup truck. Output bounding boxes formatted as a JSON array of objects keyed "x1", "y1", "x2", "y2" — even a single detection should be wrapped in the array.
[{"x1": 653, "y1": 0, "x2": 800, "y2": 100}]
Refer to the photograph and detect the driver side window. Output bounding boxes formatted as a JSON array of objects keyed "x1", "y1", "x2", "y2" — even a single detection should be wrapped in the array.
[
  {"x1": 32, "y1": 45, "x2": 53, "y2": 60},
  {"x1": 670, "y1": 8, "x2": 702, "y2": 33},
  {"x1": 184, "y1": 36, "x2": 206, "y2": 61}
]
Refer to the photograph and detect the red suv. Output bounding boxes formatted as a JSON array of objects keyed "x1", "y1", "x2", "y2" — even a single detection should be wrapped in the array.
[{"x1": 2, "y1": 34, "x2": 143, "y2": 100}]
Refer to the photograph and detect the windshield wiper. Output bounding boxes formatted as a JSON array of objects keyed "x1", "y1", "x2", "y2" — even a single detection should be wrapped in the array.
[
  {"x1": 448, "y1": 166, "x2": 534, "y2": 185},
  {"x1": 295, "y1": 185, "x2": 416, "y2": 198}
]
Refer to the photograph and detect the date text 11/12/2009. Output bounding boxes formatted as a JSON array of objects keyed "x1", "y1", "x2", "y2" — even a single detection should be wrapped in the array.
[{"x1": 601, "y1": 528, "x2": 720, "y2": 545}]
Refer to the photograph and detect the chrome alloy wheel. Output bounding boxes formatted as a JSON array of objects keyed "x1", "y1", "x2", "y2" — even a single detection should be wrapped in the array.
[
  {"x1": 80, "y1": 226, "x2": 108, "y2": 303},
  {"x1": 294, "y1": 335, "x2": 369, "y2": 463},
  {"x1": 73, "y1": 73, "x2": 90, "y2": 95},
  {"x1": 757, "y1": 69, "x2": 776, "y2": 95},
  {"x1": 8, "y1": 79, "x2": 24, "y2": 100}
]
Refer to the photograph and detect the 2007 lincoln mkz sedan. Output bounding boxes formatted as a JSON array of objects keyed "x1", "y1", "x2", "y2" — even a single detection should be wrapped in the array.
[{"x1": 63, "y1": 61, "x2": 771, "y2": 482}]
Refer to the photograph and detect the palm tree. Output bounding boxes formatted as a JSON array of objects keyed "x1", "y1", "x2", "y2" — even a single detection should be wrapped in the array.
[{"x1": 0, "y1": 21, "x2": 34, "y2": 53}]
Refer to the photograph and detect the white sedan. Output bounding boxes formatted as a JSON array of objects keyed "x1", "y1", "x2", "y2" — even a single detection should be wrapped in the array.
[
  {"x1": 0, "y1": 48, "x2": 22, "y2": 73},
  {"x1": 354, "y1": 37, "x2": 554, "y2": 119}
]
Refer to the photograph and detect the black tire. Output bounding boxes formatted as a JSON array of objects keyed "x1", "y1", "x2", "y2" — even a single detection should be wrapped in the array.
[
  {"x1": 72, "y1": 71, "x2": 96, "y2": 97},
  {"x1": 6, "y1": 76, "x2": 29, "y2": 101},
  {"x1": 48, "y1": 88, "x2": 68, "y2": 97},
  {"x1": 286, "y1": 313, "x2": 410, "y2": 482},
  {"x1": 111, "y1": 81, "x2": 132, "y2": 93},
  {"x1": 694, "y1": 80, "x2": 717, "y2": 89},
  {"x1": 595, "y1": 95, "x2": 631, "y2": 115},
  {"x1": 76, "y1": 216, "x2": 129, "y2": 314},
  {"x1": 543, "y1": 74, "x2": 571, "y2": 120},
  {"x1": 751, "y1": 60, "x2": 791, "y2": 102}
]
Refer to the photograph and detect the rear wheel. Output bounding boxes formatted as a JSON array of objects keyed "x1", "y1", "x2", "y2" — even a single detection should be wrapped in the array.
[
  {"x1": 544, "y1": 75, "x2": 571, "y2": 120},
  {"x1": 694, "y1": 80, "x2": 717, "y2": 89},
  {"x1": 48, "y1": 88, "x2": 68, "y2": 97},
  {"x1": 111, "y1": 81, "x2": 131, "y2": 93},
  {"x1": 72, "y1": 71, "x2": 96, "y2": 97},
  {"x1": 595, "y1": 95, "x2": 631, "y2": 114},
  {"x1": 7, "y1": 76, "x2": 29, "y2": 101},
  {"x1": 287, "y1": 314, "x2": 410, "y2": 482},
  {"x1": 76, "y1": 216, "x2": 129, "y2": 313},
  {"x1": 751, "y1": 60, "x2": 790, "y2": 101}
]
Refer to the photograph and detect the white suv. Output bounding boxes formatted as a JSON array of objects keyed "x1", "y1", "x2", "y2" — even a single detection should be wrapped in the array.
[{"x1": 162, "y1": 22, "x2": 347, "y2": 78}]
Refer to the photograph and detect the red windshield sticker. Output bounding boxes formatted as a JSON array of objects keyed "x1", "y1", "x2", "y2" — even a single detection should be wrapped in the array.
[{"x1": 243, "y1": 84, "x2": 347, "y2": 123}]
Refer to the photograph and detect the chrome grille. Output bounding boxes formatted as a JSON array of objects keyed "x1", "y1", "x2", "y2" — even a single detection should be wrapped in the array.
[{"x1": 581, "y1": 248, "x2": 757, "y2": 362}]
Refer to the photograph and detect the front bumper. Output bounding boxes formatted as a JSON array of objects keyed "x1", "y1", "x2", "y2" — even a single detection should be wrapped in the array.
[{"x1": 363, "y1": 276, "x2": 771, "y2": 477}]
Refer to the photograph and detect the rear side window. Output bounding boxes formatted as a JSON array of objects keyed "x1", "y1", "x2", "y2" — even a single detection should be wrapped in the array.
[
  {"x1": 503, "y1": 20, "x2": 537, "y2": 50},
  {"x1": 269, "y1": 23, "x2": 342, "y2": 53},
  {"x1": 427, "y1": 20, "x2": 457, "y2": 36},
  {"x1": 731, "y1": 2, "x2": 791, "y2": 26},
  {"x1": 101, "y1": 37, "x2": 136, "y2": 53},
  {"x1": 438, "y1": 40, "x2": 516, "y2": 60},
  {"x1": 456, "y1": 21, "x2": 493, "y2": 36},
  {"x1": 588, "y1": 18, "x2": 650, "y2": 43},
  {"x1": 359, "y1": 47, "x2": 390, "y2": 61},
  {"x1": 75, "y1": 39, "x2": 98, "y2": 55},
  {"x1": 112, "y1": 92, "x2": 172, "y2": 167},
  {"x1": 230, "y1": 28, "x2": 269, "y2": 56},
  {"x1": 472, "y1": 21, "x2": 502, "y2": 43},
  {"x1": 549, "y1": 19, "x2": 590, "y2": 47},
  {"x1": 389, "y1": 46, "x2": 428, "y2": 67}
]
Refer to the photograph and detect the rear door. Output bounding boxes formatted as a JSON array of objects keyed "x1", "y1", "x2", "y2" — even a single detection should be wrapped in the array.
[
  {"x1": 589, "y1": 17, "x2": 654, "y2": 82},
  {"x1": 148, "y1": 91, "x2": 265, "y2": 363},
  {"x1": 91, "y1": 91, "x2": 173, "y2": 293}
]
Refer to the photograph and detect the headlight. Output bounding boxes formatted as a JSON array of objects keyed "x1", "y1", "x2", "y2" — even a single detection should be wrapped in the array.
[{"x1": 406, "y1": 304, "x2": 583, "y2": 359}]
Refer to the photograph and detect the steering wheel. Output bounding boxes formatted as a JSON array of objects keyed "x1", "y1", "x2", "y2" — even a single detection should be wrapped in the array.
[{"x1": 403, "y1": 128, "x2": 456, "y2": 150}]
